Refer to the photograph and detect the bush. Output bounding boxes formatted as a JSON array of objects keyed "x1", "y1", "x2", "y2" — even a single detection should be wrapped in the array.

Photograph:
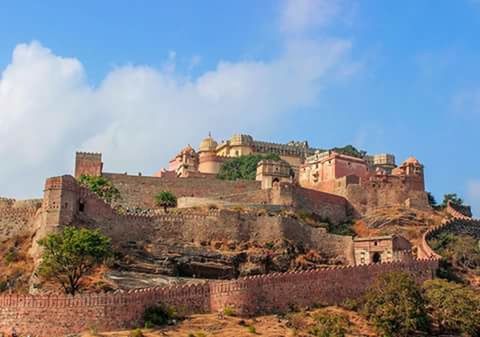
[
  {"x1": 310, "y1": 312, "x2": 349, "y2": 337},
  {"x1": 154, "y1": 191, "x2": 177, "y2": 212},
  {"x1": 246, "y1": 325, "x2": 257, "y2": 334},
  {"x1": 128, "y1": 328, "x2": 144, "y2": 337},
  {"x1": 429, "y1": 232, "x2": 480, "y2": 271},
  {"x1": 223, "y1": 305, "x2": 236, "y2": 316},
  {"x1": 286, "y1": 312, "x2": 309, "y2": 331},
  {"x1": 4, "y1": 248, "x2": 17, "y2": 265},
  {"x1": 423, "y1": 279, "x2": 480, "y2": 336},
  {"x1": 143, "y1": 304, "x2": 177, "y2": 326},
  {"x1": 362, "y1": 272, "x2": 429, "y2": 337},
  {"x1": 78, "y1": 174, "x2": 121, "y2": 204},
  {"x1": 217, "y1": 153, "x2": 281, "y2": 180}
]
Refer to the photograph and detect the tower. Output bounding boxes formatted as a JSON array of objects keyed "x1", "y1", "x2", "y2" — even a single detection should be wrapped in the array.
[{"x1": 75, "y1": 152, "x2": 103, "y2": 178}]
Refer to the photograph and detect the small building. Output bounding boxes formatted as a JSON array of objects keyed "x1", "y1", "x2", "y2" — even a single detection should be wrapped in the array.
[
  {"x1": 256, "y1": 159, "x2": 293, "y2": 189},
  {"x1": 353, "y1": 234, "x2": 412, "y2": 265}
]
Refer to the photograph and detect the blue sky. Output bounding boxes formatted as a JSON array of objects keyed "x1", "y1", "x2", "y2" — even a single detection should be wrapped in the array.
[{"x1": 1, "y1": 0, "x2": 479, "y2": 214}]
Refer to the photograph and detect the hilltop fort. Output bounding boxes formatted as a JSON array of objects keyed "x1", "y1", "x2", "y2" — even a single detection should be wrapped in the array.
[{"x1": 0, "y1": 133, "x2": 477, "y2": 336}]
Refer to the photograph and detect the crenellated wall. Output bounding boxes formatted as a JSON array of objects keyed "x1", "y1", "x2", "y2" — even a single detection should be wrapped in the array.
[{"x1": 0, "y1": 258, "x2": 438, "y2": 337}]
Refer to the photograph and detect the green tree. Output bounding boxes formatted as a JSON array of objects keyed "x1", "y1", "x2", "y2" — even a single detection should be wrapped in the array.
[
  {"x1": 423, "y1": 279, "x2": 480, "y2": 336},
  {"x1": 426, "y1": 192, "x2": 437, "y2": 208},
  {"x1": 78, "y1": 174, "x2": 121, "y2": 204},
  {"x1": 362, "y1": 272, "x2": 429, "y2": 337},
  {"x1": 38, "y1": 227, "x2": 112, "y2": 295},
  {"x1": 441, "y1": 193, "x2": 464, "y2": 208},
  {"x1": 155, "y1": 191, "x2": 177, "y2": 213},
  {"x1": 217, "y1": 153, "x2": 281, "y2": 181},
  {"x1": 330, "y1": 145, "x2": 366, "y2": 158},
  {"x1": 430, "y1": 233, "x2": 480, "y2": 271}
]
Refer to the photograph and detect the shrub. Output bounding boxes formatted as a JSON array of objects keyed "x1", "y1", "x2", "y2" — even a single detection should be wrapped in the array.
[
  {"x1": 340, "y1": 298, "x2": 358, "y2": 311},
  {"x1": 154, "y1": 191, "x2": 177, "y2": 212},
  {"x1": 78, "y1": 174, "x2": 121, "y2": 204},
  {"x1": 0, "y1": 279, "x2": 8, "y2": 292},
  {"x1": 423, "y1": 279, "x2": 480, "y2": 336},
  {"x1": 217, "y1": 153, "x2": 281, "y2": 180},
  {"x1": 286, "y1": 312, "x2": 309, "y2": 331},
  {"x1": 246, "y1": 325, "x2": 257, "y2": 334},
  {"x1": 223, "y1": 305, "x2": 236, "y2": 316},
  {"x1": 4, "y1": 248, "x2": 17, "y2": 265},
  {"x1": 362, "y1": 272, "x2": 429, "y2": 337},
  {"x1": 128, "y1": 328, "x2": 144, "y2": 337},
  {"x1": 143, "y1": 304, "x2": 178, "y2": 326},
  {"x1": 429, "y1": 233, "x2": 480, "y2": 271},
  {"x1": 310, "y1": 312, "x2": 349, "y2": 337}
]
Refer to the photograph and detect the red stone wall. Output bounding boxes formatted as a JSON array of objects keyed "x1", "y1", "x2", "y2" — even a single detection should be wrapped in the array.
[
  {"x1": 0, "y1": 259, "x2": 438, "y2": 337},
  {"x1": 103, "y1": 173, "x2": 261, "y2": 209},
  {"x1": 74, "y1": 152, "x2": 103, "y2": 178}
]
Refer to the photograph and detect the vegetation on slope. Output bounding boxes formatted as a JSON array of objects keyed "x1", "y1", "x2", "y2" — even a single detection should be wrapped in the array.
[
  {"x1": 217, "y1": 153, "x2": 281, "y2": 181},
  {"x1": 38, "y1": 226, "x2": 112, "y2": 295},
  {"x1": 78, "y1": 174, "x2": 121, "y2": 204}
]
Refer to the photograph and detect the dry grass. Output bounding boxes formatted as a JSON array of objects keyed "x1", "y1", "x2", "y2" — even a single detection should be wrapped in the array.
[{"x1": 80, "y1": 307, "x2": 377, "y2": 337}]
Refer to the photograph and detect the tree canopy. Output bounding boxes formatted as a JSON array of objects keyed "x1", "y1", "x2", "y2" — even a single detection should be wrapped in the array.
[
  {"x1": 441, "y1": 193, "x2": 464, "y2": 208},
  {"x1": 330, "y1": 145, "x2": 366, "y2": 158},
  {"x1": 38, "y1": 226, "x2": 112, "y2": 295},
  {"x1": 78, "y1": 174, "x2": 121, "y2": 204},
  {"x1": 217, "y1": 153, "x2": 281, "y2": 181},
  {"x1": 362, "y1": 272, "x2": 429, "y2": 337},
  {"x1": 155, "y1": 191, "x2": 177, "y2": 212},
  {"x1": 423, "y1": 279, "x2": 480, "y2": 336}
]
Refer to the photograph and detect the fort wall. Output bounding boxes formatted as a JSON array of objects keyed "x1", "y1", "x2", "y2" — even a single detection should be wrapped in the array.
[
  {"x1": 103, "y1": 173, "x2": 261, "y2": 209},
  {"x1": 0, "y1": 258, "x2": 438, "y2": 337}
]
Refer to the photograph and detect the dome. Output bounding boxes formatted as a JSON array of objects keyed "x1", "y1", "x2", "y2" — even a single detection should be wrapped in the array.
[
  {"x1": 404, "y1": 156, "x2": 420, "y2": 165},
  {"x1": 199, "y1": 134, "x2": 218, "y2": 152},
  {"x1": 230, "y1": 134, "x2": 253, "y2": 146}
]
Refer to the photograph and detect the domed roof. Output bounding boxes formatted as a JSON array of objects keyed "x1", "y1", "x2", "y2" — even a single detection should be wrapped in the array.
[
  {"x1": 199, "y1": 133, "x2": 218, "y2": 152},
  {"x1": 230, "y1": 134, "x2": 253, "y2": 146},
  {"x1": 404, "y1": 156, "x2": 420, "y2": 165}
]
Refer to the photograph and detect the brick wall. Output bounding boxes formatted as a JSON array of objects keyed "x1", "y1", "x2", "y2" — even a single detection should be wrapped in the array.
[{"x1": 0, "y1": 258, "x2": 438, "y2": 337}]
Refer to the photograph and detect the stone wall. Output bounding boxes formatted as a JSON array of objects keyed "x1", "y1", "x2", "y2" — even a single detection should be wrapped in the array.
[
  {"x1": 41, "y1": 176, "x2": 353, "y2": 261},
  {"x1": 0, "y1": 258, "x2": 438, "y2": 337},
  {"x1": 103, "y1": 173, "x2": 261, "y2": 209}
]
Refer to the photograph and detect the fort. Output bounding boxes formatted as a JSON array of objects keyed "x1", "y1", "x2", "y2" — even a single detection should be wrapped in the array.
[{"x1": 0, "y1": 133, "x2": 475, "y2": 336}]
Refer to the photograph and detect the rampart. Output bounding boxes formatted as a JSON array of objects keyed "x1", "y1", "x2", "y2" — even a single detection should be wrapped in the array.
[
  {"x1": 0, "y1": 258, "x2": 438, "y2": 337},
  {"x1": 103, "y1": 173, "x2": 261, "y2": 209},
  {"x1": 41, "y1": 176, "x2": 352, "y2": 260}
]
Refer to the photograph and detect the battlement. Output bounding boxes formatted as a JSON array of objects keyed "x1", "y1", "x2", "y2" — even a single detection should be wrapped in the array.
[
  {"x1": 75, "y1": 151, "x2": 103, "y2": 178},
  {"x1": 0, "y1": 258, "x2": 438, "y2": 336}
]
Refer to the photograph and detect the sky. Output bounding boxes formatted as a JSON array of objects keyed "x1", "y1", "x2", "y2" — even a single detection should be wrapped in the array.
[{"x1": 1, "y1": 0, "x2": 480, "y2": 215}]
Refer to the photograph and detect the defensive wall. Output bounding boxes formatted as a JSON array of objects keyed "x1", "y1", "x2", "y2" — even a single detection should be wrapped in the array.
[
  {"x1": 103, "y1": 172, "x2": 262, "y2": 209},
  {"x1": 41, "y1": 176, "x2": 353, "y2": 261},
  {"x1": 333, "y1": 175, "x2": 430, "y2": 215},
  {"x1": 0, "y1": 258, "x2": 438, "y2": 337},
  {"x1": 418, "y1": 202, "x2": 479, "y2": 259}
]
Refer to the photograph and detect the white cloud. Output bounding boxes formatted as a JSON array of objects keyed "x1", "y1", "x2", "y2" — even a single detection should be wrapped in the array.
[
  {"x1": 467, "y1": 180, "x2": 480, "y2": 216},
  {"x1": 280, "y1": 0, "x2": 342, "y2": 33},
  {"x1": 0, "y1": 3, "x2": 357, "y2": 199}
]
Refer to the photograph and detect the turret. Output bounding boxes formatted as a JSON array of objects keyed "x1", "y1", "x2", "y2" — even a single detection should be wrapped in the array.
[{"x1": 75, "y1": 152, "x2": 103, "y2": 178}]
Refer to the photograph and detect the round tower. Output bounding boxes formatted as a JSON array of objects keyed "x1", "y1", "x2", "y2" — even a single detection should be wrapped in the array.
[{"x1": 198, "y1": 134, "x2": 223, "y2": 174}]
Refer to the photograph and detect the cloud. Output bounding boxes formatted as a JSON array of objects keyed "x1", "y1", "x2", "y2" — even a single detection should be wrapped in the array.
[
  {"x1": 280, "y1": 0, "x2": 343, "y2": 33},
  {"x1": 467, "y1": 180, "x2": 480, "y2": 216},
  {"x1": 0, "y1": 36, "x2": 355, "y2": 198}
]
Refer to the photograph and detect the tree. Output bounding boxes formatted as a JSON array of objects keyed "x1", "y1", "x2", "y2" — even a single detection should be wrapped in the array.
[
  {"x1": 441, "y1": 193, "x2": 464, "y2": 208},
  {"x1": 78, "y1": 174, "x2": 121, "y2": 204},
  {"x1": 217, "y1": 153, "x2": 281, "y2": 181},
  {"x1": 331, "y1": 145, "x2": 366, "y2": 158},
  {"x1": 423, "y1": 279, "x2": 480, "y2": 336},
  {"x1": 362, "y1": 272, "x2": 429, "y2": 337},
  {"x1": 155, "y1": 191, "x2": 177, "y2": 213},
  {"x1": 38, "y1": 227, "x2": 112, "y2": 295},
  {"x1": 427, "y1": 192, "x2": 437, "y2": 208}
]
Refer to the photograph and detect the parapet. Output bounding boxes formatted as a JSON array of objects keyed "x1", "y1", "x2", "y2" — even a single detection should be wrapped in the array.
[{"x1": 75, "y1": 151, "x2": 103, "y2": 178}]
